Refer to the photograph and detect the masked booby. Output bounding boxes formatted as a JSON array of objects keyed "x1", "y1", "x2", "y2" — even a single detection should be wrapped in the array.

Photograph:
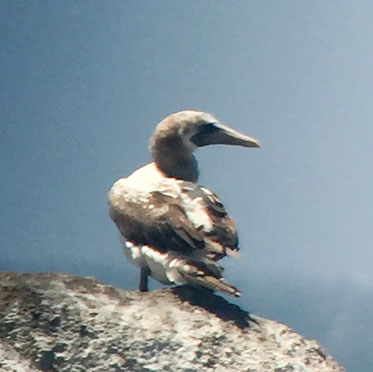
[{"x1": 108, "y1": 110, "x2": 260, "y2": 297}]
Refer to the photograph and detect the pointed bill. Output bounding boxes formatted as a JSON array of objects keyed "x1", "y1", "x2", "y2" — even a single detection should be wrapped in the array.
[
  {"x1": 190, "y1": 122, "x2": 260, "y2": 148},
  {"x1": 213, "y1": 123, "x2": 261, "y2": 148}
]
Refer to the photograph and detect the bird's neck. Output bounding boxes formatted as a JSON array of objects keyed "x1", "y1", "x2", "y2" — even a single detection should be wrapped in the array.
[
  {"x1": 150, "y1": 131, "x2": 200, "y2": 182},
  {"x1": 154, "y1": 151, "x2": 199, "y2": 182},
  {"x1": 151, "y1": 139, "x2": 199, "y2": 182}
]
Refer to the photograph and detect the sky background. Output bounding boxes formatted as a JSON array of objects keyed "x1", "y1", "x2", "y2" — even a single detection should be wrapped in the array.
[{"x1": 1, "y1": 1, "x2": 372, "y2": 371}]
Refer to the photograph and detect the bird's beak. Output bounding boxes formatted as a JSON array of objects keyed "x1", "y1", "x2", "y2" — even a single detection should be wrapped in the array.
[
  {"x1": 191, "y1": 122, "x2": 260, "y2": 148},
  {"x1": 213, "y1": 123, "x2": 260, "y2": 148}
]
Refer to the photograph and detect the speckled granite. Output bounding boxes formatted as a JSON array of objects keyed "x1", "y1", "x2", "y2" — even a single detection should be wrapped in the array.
[{"x1": 0, "y1": 272, "x2": 346, "y2": 372}]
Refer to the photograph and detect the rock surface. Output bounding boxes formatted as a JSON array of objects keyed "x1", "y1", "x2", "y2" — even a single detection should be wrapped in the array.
[{"x1": 0, "y1": 272, "x2": 345, "y2": 372}]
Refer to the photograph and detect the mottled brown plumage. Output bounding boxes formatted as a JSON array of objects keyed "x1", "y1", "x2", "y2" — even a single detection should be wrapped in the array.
[{"x1": 108, "y1": 110, "x2": 259, "y2": 297}]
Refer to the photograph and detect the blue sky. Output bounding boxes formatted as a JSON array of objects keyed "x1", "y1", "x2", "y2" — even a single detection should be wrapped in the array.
[{"x1": 1, "y1": 1, "x2": 373, "y2": 370}]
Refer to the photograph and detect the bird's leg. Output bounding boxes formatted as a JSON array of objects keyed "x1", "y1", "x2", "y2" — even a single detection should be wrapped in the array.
[{"x1": 139, "y1": 267, "x2": 150, "y2": 292}]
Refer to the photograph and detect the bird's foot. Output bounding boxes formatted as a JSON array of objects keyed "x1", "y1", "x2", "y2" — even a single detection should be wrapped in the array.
[{"x1": 139, "y1": 267, "x2": 150, "y2": 292}]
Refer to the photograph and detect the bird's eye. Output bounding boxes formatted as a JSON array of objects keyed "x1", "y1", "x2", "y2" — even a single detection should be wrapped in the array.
[
  {"x1": 199, "y1": 123, "x2": 220, "y2": 134},
  {"x1": 190, "y1": 122, "x2": 221, "y2": 147}
]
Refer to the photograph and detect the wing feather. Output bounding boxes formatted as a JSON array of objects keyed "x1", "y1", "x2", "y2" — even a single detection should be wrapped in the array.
[{"x1": 109, "y1": 179, "x2": 239, "y2": 259}]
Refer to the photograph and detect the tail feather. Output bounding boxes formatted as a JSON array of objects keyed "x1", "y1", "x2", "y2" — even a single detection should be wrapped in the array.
[
  {"x1": 181, "y1": 272, "x2": 242, "y2": 297},
  {"x1": 176, "y1": 259, "x2": 241, "y2": 297}
]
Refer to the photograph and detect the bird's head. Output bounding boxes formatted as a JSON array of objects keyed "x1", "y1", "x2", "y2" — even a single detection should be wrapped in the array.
[
  {"x1": 150, "y1": 110, "x2": 260, "y2": 182},
  {"x1": 150, "y1": 110, "x2": 260, "y2": 154}
]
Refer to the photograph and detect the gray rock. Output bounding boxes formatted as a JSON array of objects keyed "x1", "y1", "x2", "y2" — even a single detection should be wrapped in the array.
[{"x1": 0, "y1": 272, "x2": 345, "y2": 372}]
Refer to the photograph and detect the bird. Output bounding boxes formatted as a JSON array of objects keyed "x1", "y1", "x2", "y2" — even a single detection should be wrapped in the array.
[{"x1": 108, "y1": 110, "x2": 260, "y2": 297}]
